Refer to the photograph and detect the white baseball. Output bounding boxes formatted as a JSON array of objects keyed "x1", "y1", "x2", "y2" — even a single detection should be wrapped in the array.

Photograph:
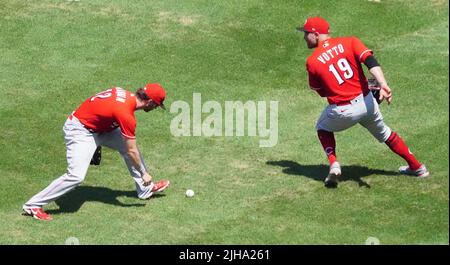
[{"x1": 185, "y1": 189, "x2": 195, "y2": 197}]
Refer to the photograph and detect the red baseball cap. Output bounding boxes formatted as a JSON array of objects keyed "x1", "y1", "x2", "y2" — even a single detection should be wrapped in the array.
[
  {"x1": 144, "y1": 83, "x2": 166, "y2": 109},
  {"x1": 297, "y1": 17, "x2": 329, "y2": 34}
]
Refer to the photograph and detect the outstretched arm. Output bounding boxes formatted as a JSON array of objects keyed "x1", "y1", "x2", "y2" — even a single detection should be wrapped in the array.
[{"x1": 124, "y1": 138, "x2": 152, "y2": 186}]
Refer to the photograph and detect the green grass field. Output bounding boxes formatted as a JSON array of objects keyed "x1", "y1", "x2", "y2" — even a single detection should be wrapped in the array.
[{"x1": 0, "y1": 0, "x2": 448, "y2": 244}]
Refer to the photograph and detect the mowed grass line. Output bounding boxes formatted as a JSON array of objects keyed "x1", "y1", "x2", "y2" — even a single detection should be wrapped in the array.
[{"x1": 0, "y1": 0, "x2": 448, "y2": 244}]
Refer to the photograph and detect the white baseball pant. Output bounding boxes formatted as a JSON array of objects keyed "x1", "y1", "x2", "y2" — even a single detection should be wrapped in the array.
[
  {"x1": 316, "y1": 92, "x2": 392, "y2": 142},
  {"x1": 23, "y1": 115, "x2": 154, "y2": 209}
]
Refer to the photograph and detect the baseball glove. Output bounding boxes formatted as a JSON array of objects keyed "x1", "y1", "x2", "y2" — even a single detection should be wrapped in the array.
[
  {"x1": 368, "y1": 78, "x2": 381, "y2": 104},
  {"x1": 90, "y1": 146, "x2": 102, "y2": 165}
]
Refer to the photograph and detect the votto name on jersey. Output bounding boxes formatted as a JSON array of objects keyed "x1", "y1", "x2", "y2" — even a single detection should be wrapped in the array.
[{"x1": 316, "y1": 43, "x2": 345, "y2": 64}]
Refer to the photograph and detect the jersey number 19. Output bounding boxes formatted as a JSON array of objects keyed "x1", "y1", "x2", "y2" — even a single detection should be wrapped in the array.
[{"x1": 329, "y1": 58, "x2": 354, "y2": 85}]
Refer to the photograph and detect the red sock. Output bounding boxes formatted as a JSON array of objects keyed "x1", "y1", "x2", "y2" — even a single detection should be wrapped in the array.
[
  {"x1": 317, "y1": 130, "x2": 336, "y2": 165},
  {"x1": 385, "y1": 131, "x2": 421, "y2": 170}
]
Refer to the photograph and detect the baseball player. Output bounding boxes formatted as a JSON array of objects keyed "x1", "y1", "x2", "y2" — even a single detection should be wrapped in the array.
[
  {"x1": 23, "y1": 83, "x2": 170, "y2": 221},
  {"x1": 297, "y1": 17, "x2": 429, "y2": 188}
]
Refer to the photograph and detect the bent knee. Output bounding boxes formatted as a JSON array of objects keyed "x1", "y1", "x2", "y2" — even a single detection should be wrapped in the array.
[
  {"x1": 372, "y1": 126, "x2": 392, "y2": 142},
  {"x1": 65, "y1": 173, "x2": 85, "y2": 184}
]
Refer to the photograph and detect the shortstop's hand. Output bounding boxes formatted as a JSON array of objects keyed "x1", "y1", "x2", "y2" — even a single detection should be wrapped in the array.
[
  {"x1": 379, "y1": 85, "x2": 392, "y2": 104},
  {"x1": 142, "y1": 172, "x2": 153, "y2": 186}
]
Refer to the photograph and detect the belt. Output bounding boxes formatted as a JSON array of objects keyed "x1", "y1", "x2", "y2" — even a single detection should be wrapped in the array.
[
  {"x1": 335, "y1": 90, "x2": 369, "y2": 106},
  {"x1": 69, "y1": 114, "x2": 97, "y2": 133},
  {"x1": 336, "y1": 101, "x2": 352, "y2": 106}
]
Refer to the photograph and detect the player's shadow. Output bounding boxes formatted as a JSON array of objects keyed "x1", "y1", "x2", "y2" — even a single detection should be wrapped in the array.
[
  {"x1": 46, "y1": 186, "x2": 165, "y2": 215},
  {"x1": 267, "y1": 160, "x2": 401, "y2": 188}
]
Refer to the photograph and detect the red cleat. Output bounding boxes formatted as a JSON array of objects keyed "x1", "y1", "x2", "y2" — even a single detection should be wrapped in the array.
[
  {"x1": 151, "y1": 180, "x2": 170, "y2": 193},
  {"x1": 23, "y1": 207, "x2": 53, "y2": 221}
]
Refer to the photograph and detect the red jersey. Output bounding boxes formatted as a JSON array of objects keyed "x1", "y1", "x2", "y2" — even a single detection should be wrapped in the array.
[
  {"x1": 306, "y1": 36, "x2": 373, "y2": 104},
  {"x1": 73, "y1": 87, "x2": 137, "y2": 139}
]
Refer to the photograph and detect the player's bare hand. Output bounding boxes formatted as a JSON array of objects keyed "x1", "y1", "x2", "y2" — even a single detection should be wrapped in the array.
[
  {"x1": 379, "y1": 85, "x2": 392, "y2": 104},
  {"x1": 142, "y1": 172, "x2": 152, "y2": 186}
]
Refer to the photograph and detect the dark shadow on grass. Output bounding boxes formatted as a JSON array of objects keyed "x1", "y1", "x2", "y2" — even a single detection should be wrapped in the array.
[
  {"x1": 46, "y1": 186, "x2": 165, "y2": 215},
  {"x1": 267, "y1": 160, "x2": 401, "y2": 188}
]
